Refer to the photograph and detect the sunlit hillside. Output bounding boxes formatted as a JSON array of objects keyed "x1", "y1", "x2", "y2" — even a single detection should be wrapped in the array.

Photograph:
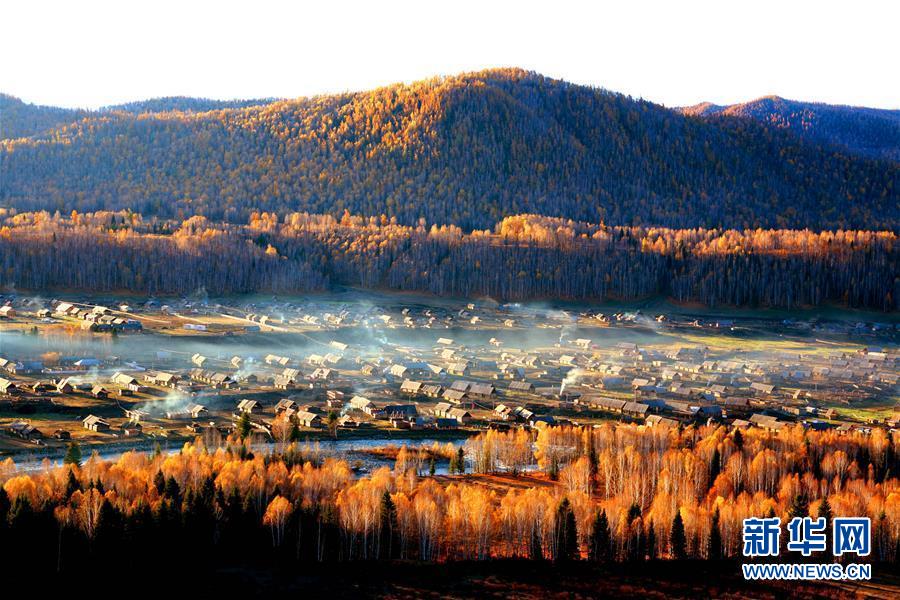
[{"x1": 2, "y1": 69, "x2": 898, "y2": 230}]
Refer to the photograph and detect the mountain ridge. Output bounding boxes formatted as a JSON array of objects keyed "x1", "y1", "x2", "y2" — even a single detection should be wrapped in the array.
[
  {"x1": 679, "y1": 95, "x2": 900, "y2": 161},
  {"x1": 0, "y1": 93, "x2": 276, "y2": 139},
  {"x1": 2, "y1": 69, "x2": 898, "y2": 231}
]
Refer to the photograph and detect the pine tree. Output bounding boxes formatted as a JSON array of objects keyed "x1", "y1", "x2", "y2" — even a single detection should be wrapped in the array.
[
  {"x1": 238, "y1": 411, "x2": 252, "y2": 440},
  {"x1": 164, "y1": 475, "x2": 182, "y2": 505},
  {"x1": 670, "y1": 510, "x2": 687, "y2": 560},
  {"x1": 646, "y1": 521, "x2": 657, "y2": 560},
  {"x1": 65, "y1": 468, "x2": 81, "y2": 497},
  {"x1": 818, "y1": 496, "x2": 833, "y2": 524},
  {"x1": 95, "y1": 499, "x2": 123, "y2": 560},
  {"x1": 588, "y1": 510, "x2": 611, "y2": 561},
  {"x1": 709, "y1": 447, "x2": 721, "y2": 483},
  {"x1": 153, "y1": 469, "x2": 166, "y2": 494},
  {"x1": 708, "y1": 507, "x2": 722, "y2": 560},
  {"x1": 428, "y1": 456, "x2": 436, "y2": 476},
  {"x1": 377, "y1": 491, "x2": 398, "y2": 560},
  {"x1": 787, "y1": 494, "x2": 809, "y2": 520},
  {"x1": 63, "y1": 441, "x2": 82, "y2": 466},
  {"x1": 554, "y1": 498, "x2": 578, "y2": 562},
  {"x1": 818, "y1": 495, "x2": 834, "y2": 557},
  {"x1": 733, "y1": 428, "x2": 744, "y2": 450},
  {"x1": 456, "y1": 447, "x2": 466, "y2": 474}
]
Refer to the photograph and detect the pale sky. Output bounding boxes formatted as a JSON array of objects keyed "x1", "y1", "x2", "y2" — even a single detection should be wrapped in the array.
[{"x1": 2, "y1": 0, "x2": 898, "y2": 110}]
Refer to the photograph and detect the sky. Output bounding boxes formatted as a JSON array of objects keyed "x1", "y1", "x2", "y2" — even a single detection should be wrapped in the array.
[{"x1": 2, "y1": 0, "x2": 898, "y2": 110}]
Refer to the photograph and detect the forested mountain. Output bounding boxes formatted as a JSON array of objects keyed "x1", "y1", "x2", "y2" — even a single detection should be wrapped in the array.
[
  {"x1": 105, "y1": 96, "x2": 275, "y2": 115},
  {"x1": 680, "y1": 96, "x2": 900, "y2": 161},
  {"x1": 0, "y1": 94, "x2": 273, "y2": 139},
  {"x1": 0, "y1": 94, "x2": 90, "y2": 140},
  {"x1": 2, "y1": 69, "x2": 898, "y2": 231},
  {"x1": 1, "y1": 211, "x2": 895, "y2": 309}
]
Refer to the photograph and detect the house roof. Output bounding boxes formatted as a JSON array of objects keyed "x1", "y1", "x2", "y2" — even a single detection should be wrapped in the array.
[
  {"x1": 296, "y1": 410, "x2": 320, "y2": 423},
  {"x1": 400, "y1": 380, "x2": 422, "y2": 392},
  {"x1": 508, "y1": 381, "x2": 533, "y2": 391},
  {"x1": 623, "y1": 401, "x2": 649, "y2": 415},
  {"x1": 443, "y1": 389, "x2": 466, "y2": 401},
  {"x1": 469, "y1": 383, "x2": 495, "y2": 396}
]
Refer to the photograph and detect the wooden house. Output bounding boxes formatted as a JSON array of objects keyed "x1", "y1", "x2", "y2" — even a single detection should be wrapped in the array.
[
  {"x1": 8, "y1": 421, "x2": 42, "y2": 440},
  {"x1": 623, "y1": 401, "x2": 650, "y2": 418},
  {"x1": 83, "y1": 415, "x2": 110, "y2": 432},
  {"x1": 468, "y1": 383, "x2": 495, "y2": 401},
  {"x1": 295, "y1": 410, "x2": 322, "y2": 428},
  {"x1": 508, "y1": 381, "x2": 534, "y2": 393},
  {"x1": 275, "y1": 399, "x2": 299, "y2": 416},
  {"x1": 400, "y1": 380, "x2": 422, "y2": 396},
  {"x1": 421, "y1": 384, "x2": 443, "y2": 398},
  {"x1": 237, "y1": 399, "x2": 259, "y2": 414},
  {"x1": 0, "y1": 378, "x2": 19, "y2": 394}
]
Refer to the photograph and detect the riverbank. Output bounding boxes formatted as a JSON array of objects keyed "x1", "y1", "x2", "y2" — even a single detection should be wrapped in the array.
[{"x1": 2, "y1": 428, "x2": 476, "y2": 467}]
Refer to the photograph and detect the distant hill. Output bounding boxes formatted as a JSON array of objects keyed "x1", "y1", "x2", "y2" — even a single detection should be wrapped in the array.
[
  {"x1": 0, "y1": 94, "x2": 89, "y2": 139},
  {"x1": 0, "y1": 94, "x2": 273, "y2": 139},
  {"x1": 2, "y1": 70, "x2": 898, "y2": 230},
  {"x1": 680, "y1": 96, "x2": 900, "y2": 161},
  {"x1": 104, "y1": 96, "x2": 277, "y2": 115}
]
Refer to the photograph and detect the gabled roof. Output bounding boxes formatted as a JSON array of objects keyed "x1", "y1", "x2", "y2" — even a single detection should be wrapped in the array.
[
  {"x1": 449, "y1": 380, "x2": 472, "y2": 392},
  {"x1": 623, "y1": 401, "x2": 649, "y2": 415},
  {"x1": 275, "y1": 398, "x2": 298, "y2": 410},
  {"x1": 468, "y1": 383, "x2": 494, "y2": 396},
  {"x1": 296, "y1": 410, "x2": 320, "y2": 424},
  {"x1": 443, "y1": 389, "x2": 466, "y2": 401},
  {"x1": 400, "y1": 380, "x2": 422, "y2": 392}
]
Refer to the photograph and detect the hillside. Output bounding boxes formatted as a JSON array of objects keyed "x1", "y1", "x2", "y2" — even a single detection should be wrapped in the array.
[
  {"x1": 680, "y1": 96, "x2": 900, "y2": 161},
  {"x1": 105, "y1": 96, "x2": 275, "y2": 115},
  {"x1": 0, "y1": 93, "x2": 90, "y2": 139},
  {"x1": 0, "y1": 94, "x2": 274, "y2": 139},
  {"x1": 2, "y1": 69, "x2": 898, "y2": 230}
]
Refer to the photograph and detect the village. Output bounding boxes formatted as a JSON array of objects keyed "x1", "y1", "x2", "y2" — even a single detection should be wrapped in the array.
[{"x1": 0, "y1": 293, "x2": 897, "y2": 458}]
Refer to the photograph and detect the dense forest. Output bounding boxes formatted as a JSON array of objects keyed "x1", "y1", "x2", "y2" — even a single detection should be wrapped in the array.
[
  {"x1": 1, "y1": 211, "x2": 896, "y2": 310},
  {"x1": 0, "y1": 424, "x2": 896, "y2": 576},
  {"x1": 0, "y1": 94, "x2": 92, "y2": 141},
  {"x1": 0, "y1": 93, "x2": 270, "y2": 139},
  {"x1": 681, "y1": 96, "x2": 900, "y2": 161},
  {"x1": 2, "y1": 69, "x2": 898, "y2": 231}
]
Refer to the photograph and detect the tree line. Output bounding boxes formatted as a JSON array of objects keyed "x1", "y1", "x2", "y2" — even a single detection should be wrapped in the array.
[
  {"x1": 0, "y1": 422, "x2": 896, "y2": 577},
  {"x1": 0, "y1": 211, "x2": 895, "y2": 309}
]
